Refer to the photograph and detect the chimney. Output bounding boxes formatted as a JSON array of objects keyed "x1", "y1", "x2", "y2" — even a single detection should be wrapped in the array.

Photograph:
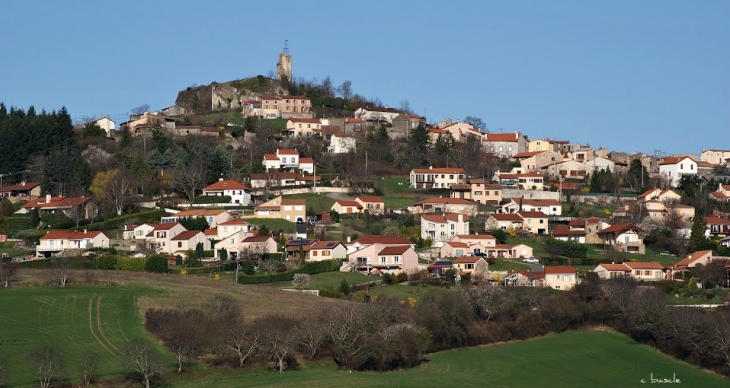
[
  {"x1": 46, "y1": 194, "x2": 51, "y2": 203},
  {"x1": 84, "y1": 229, "x2": 87, "y2": 234},
  {"x1": 429, "y1": 166, "x2": 433, "y2": 170},
  {"x1": 458, "y1": 214, "x2": 464, "y2": 223},
  {"x1": 347, "y1": 236, "x2": 351, "y2": 243}
]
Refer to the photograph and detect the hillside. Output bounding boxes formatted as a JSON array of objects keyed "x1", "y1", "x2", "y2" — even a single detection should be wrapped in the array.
[{"x1": 175, "y1": 75, "x2": 285, "y2": 113}]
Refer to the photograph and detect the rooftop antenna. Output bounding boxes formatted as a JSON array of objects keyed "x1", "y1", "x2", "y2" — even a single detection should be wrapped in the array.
[{"x1": 283, "y1": 39, "x2": 289, "y2": 55}]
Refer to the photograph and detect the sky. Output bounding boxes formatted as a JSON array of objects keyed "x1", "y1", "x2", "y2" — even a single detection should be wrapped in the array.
[{"x1": 1, "y1": 0, "x2": 728, "y2": 156}]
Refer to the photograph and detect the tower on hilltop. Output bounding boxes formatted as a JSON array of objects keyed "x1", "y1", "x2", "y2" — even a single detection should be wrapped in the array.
[{"x1": 276, "y1": 40, "x2": 292, "y2": 83}]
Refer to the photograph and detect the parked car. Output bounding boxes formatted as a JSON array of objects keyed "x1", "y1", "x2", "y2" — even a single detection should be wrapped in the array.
[{"x1": 522, "y1": 257, "x2": 539, "y2": 264}]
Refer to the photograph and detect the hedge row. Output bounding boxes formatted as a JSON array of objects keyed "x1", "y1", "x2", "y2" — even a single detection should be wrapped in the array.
[
  {"x1": 192, "y1": 195, "x2": 232, "y2": 204},
  {"x1": 92, "y1": 254, "x2": 168, "y2": 273},
  {"x1": 1, "y1": 216, "x2": 32, "y2": 235},
  {"x1": 85, "y1": 209, "x2": 165, "y2": 231},
  {"x1": 236, "y1": 259, "x2": 343, "y2": 284},
  {"x1": 544, "y1": 256, "x2": 612, "y2": 267}
]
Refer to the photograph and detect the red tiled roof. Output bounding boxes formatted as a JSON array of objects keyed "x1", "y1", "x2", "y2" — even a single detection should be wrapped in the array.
[
  {"x1": 378, "y1": 245, "x2": 411, "y2": 255},
  {"x1": 544, "y1": 266, "x2": 575, "y2": 274},
  {"x1": 0, "y1": 181, "x2": 40, "y2": 192},
  {"x1": 515, "y1": 199, "x2": 561, "y2": 207},
  {"x1": 277, "y1": 149, "x2": 299, "y2": 155},
  {"x1": 517, "y1": 270, "x2": 544, "y2": 279},
  {"x1": 22, "y1": 196, "x2": 90, "y2": 209},
  {"x1": 517, "y1": 211, "x2": 548, "y2": 218},
  {"x1": 152, "y1": 222, "x2": 183, "y2": 231},
  {"x1": 450, "y1": 184, "x2": 471, "y2": 190},
  {"x1": 280, "y1": 95, "x2": 308, "y2": 100},
  {"x1": 219, "y1": 219, "x2": 249, "y2": 226},
  {"x1": 598, "y1": 223, "x2": 644, "y2": 234},
  {"x1": 352, "y1": 235, "x2": 412, "y2": 245},
  {"x1": 455, "y1": 234, "x2": 495, "y2": 240},
  {"x1": 335, "y1": 200, "x2": 362, "y2": 208},
  {"x1": 415, "y1": 197, "x2": 478, "y2": 206},
  {"x1": 299, "y1": 157, "x2": 314, "y2": 163},
  {"x1": 706, "y1": 216, "x2": 730, "y2": 225},
  {"x1": 258, "y1": 95, "x2": 281, "y2": 101},
  {"x1": 597, "y1": 263, "x2": 631, "y2": 272},
  {"x1": 485, "y1": 133, "x2": 520, "y2": 142},
  {"x1": 674, "y1": 250, "x2": 712, "y2": 267},
  {"x1": 421, "y1": 213, "x2": 470, "y2": 223},
  {"x1": 453, "y1": 256, "x2": 484, "y2": 264},
  {"x1": 204, "y1": 229, "x2": 218, "y2": 236},
  {"x1": 552, "y1": 225, "x2": 586, "y2": 237},
  {"x1": 513, "y1": 151, "x2": 543, "y2": 158},
  {"x1": 203, "y1": 180, "x2": 250, "y2": 191},
  {"x1": 660, "y1": 156, "x2": 694, "y2": 166},
  {"x1": 243, "y1": 236, "x2": 271, "y2": 243},
  {"x1": 288, "y1": 118, "x2": 321, "y2": 124},
  {"x1": 446, "y1": 242, "x2": 468, "y2": 248},
  {"x1": 263, "y1": 154, "x2": 279, "y2": 160},
  {"x1": 490, "y1": 213, "x2": 523, "y2": 222},
  {"x1": 281, "y1": 199, "x2": 306, "y2": 205},
  {"x1": 171, "y1": 230, "x2": 203, "y2": 241},
  {"x1": 310, "y1": 241, "x2": 343, "y2": 250},
  {"x1": 345, "y1": 118, "x2": 364, "y2": 123},
  {"x1": 624, "y1": 262, "x2": 666, "y2": 270}
]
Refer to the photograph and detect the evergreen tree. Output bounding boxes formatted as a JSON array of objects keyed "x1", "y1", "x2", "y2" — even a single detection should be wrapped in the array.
[
  {"x1": 30, "y1": 207, "x2": 40, "y2": 228},
  {"x1": 627, "y1": 158, "x2": 649, "y2": 192},
  {"x1": 195, "y1": 242, "x2": 205, "y2": 259},
  {"x1": 119, "y1": 127, "x2": 133, "y2": 149},
  {"x1": 408, "y1": 118, "x2": 430, "y2": 155},
  {"x1": 689, "y1": 209, "x2": 713, "y2": 252}
]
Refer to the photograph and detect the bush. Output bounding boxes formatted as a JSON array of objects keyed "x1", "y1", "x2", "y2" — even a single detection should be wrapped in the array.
[
  {"x1": 544, "y1": 238, "x2": 587, "y2": 259},
  {"x1": 115, "y1": 257, "x2": 147, "y2": 272},
  {"x1": 396, "y1": 272, "x2": 409, "y2": 283},
  {"x1": 192, "y1": 195, "x2": 232, "y2": 204},
  {"x1": 93, "y1": 254, "x2": 119, "y2": 270},
  {"x1": 145, "y1": 255, "x2": 169, "y2": 273},
  {"x1": 236, "y1": 259, "x2": 342, "y2": 284},
  {"x1": 319, "y1": 286, "x2": 343, "y2": 298},
  {"x1": 241, "y1": 261, "x2": 255, "y2": 275}
]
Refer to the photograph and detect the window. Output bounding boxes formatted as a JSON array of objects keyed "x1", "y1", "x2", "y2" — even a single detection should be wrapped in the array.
[
  {"x1": 222, "y1": 227, "x2": 228, "y2": 233},
  {"x1": 380, "y1": 257, "x2": 386, "y2": 264},
  {"x1": 499, "y1": 146, "x2": 503, "y2": 152},
  {"x1": 466, "y1": 264, "x2": 474, "y2": 269},
  {"x1": 207, "y1": 217, "x2": 213, "y2": 222},
  {"x1": 644, "y1": 270, "x2": 651, "y2": 276},
  {"x1": 394, "y1": 256, "x2": 400, "y2": 263},
  {"x1": 295, "y1": 205, "x2": 304, "y2": 210},
  {"x1": 680, "y1": 164, "x2": 683, "y2": 169},
  {"x1": 449, "y1": 174, "x2": 454, "y2": 179},
  {"x1": 323, "y1": 251, "x2": 330, "y2": 256},
  {"x1": 177, "y1": 242, "x2": 182, "y2": 248},
  {"x1": 490, "y1": 146, "x2": 495, "y2": 152},
  {"x1": 474, "y1": 191, "x2": 482, "y2": 195},
  {"x1": 539, "y1": 219, "x2": 544, "y2": 224},
  {"x1": 635, "y1": 270, "x2": 641, "y2": 275},
  {"x1": 313, "y1": 251, "x2": 318, "y2": 256},
  {"x1": 307, "y1": 124, "x2": 311, "y2": 128},
  {"x1": 508, "y1": 146, "x2": 513, "y2": 152},
  {"x1": 229, "y1": 238, "x2": 234, "y2": 244},
  {"x1": 691, "y1": 164, "x2": 694, "y2": 170}
]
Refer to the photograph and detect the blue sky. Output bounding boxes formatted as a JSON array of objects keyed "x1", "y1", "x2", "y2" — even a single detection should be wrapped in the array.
[{"x1": 1, "y1": 0, "x2": 727, "y2": 155}]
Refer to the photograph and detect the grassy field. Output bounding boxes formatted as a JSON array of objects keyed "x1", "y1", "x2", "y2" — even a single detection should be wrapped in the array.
[
  {"x1": 490, "y1": 258, "x2": 531, "y2": 271},
  {"x1": 169, "y1": 330, "x2": 730, "y2": 387},
  {"x1": 0, "y1": 286, "x2": 171, "y2": 387},
  {"x1": 243, "y1": 218, "x2": 296, "y2": 233},
  {"x1": 262, "y1": 271, "x2": 372, "y2": 290},
  {"x1": 289, "y1": 193, "x2": 336, "y2": 214}
]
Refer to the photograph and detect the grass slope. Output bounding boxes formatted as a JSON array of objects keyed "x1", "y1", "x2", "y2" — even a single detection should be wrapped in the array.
[{"x1": 171, "y1": 331, "x2": 729, "y2": 387}]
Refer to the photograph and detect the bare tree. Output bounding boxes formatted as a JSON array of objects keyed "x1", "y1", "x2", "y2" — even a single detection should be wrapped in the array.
[
  {"x1": 241, "y1": 242, "x2": 268, "y2": 271},
  {"x1": 174, "y1": 160, "x2": 206, "y2": 201},
  {"x1": 130, "y1": 104, "x2": 150, "y2": 117},
  {"x1": 225, "y1": 319, "x2": 261, "y2": 368},
  {"x1": 80, "y1": 351, "x2": 97, "y2": 386},
  {"x1": 399, "y1": 100, "x2": 413, "y2": 114},
  {"x1": 0, "y1": 262, "x2": 18, "y2": 288},
  {"x1": 26, "y1": 344, "x2": 65, "y2": 388},
  {"x1": 338, "y1": 80, "x2": 352, "y2": 101},
  {"x1": 323, "y1": 306, "x2": 365, "y2": 368},
  {"x1": 260, "y1": 315, "x2": 299, "y2": 374},
  {"x1": 106, "y1": 169, "x2": 135, "y2": 216},
  {"x1": 54, "y1": 258, "x2": 71, "y2": 287},
  {"x1": 320, "y1": 76, "x2": 334, "y2": 98},
  {"x1": 161, "y1": 310, "x2": 206, "y2": 373},
  {"x1": 121, "y1": 339, "x2": 162, "y2": 388},
  {"x1": 295, "y1": 313, "x2": 327, "y2": 360},
  {"x1": 709, "y1": 312, "x2": 730, "y2": 368}
]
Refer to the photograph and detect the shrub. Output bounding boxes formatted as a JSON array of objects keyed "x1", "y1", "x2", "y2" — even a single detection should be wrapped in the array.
[
  {"x1": 115, "y1": 257, "x2": 147, "y2": 272},
  {"x1": 192, "y1": 195, "x2": 232, "y2": 204},
  {"x1": 319, "y1": 286, "x2": 343, "y2": 298},
  {"x1": 544, "y1": 238, "x2": 587, "y2": 259},
  {"x1": 241, "y1": 261, "x2": 255, "y2": 275},
  {"x1": 145, "y1": 255, "x2": 169, "y2": 273},
  {"x1": 93, "y1": 254, "x2": 118, "y2": 270},
  {"x1": 396, "y1": 273, "x2": 409, "y2": 283}
]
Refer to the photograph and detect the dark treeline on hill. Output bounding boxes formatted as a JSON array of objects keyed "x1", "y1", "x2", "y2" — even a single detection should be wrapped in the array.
[
  {"x1": 0, "y1": 104, "x2": 81, "y2": 191},
  {"x1": 145, "y1": 277, "x2": 730, "y2": 378}
]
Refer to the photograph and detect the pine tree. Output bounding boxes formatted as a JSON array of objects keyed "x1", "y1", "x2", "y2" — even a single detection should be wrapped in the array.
[
  {"x1": 689, "y1": 209, "x2": 712, "y2": 251},
  {"x1": 408, "y1": 118, "x2": 430, "y2": 155}
]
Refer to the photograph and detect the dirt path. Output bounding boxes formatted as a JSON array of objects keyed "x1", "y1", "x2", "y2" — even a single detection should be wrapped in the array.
[{"x1": 88, "y1": 297, "x2": 117, "y2": 357}]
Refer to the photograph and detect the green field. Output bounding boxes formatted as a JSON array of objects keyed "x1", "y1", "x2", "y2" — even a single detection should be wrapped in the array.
[
  {"x1": 169, "y1": 330, "x2": 729, "y2": 387},
  {"x1": 0, "y1": 286, "x2": 171, "y2": 387},
  {"x1": 289, "y1": 193, "x2": 336, "y2": 214},
  {"x1": 490, "y1": 258, "x2": 531, "y2": 271},
  {"x1": 243, "y1": 218, "x2": 296, "y2": 233}
]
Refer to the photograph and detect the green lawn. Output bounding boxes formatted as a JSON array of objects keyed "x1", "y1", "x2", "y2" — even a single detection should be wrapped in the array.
[
  {"x1": 289, "y1": 193, "x2": 336, "y2": 214},
  {"x1": 170, "y1": 330, "x2": 729, "y2": 387},
  {"x1": 0, "y1": 286, "x2": 172, "y2": 388},
  {"x1": 244, "y1": 218, "x2": 296, "y2": 233},
  {"x1": 490, "y1": 259, "x2": 531, "y2": 271},
  {"x1": 263, "y1": 271, "x2": 372, "y2": 290}
]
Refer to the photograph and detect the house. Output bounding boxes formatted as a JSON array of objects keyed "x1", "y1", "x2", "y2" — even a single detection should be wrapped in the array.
[
  {"x1": 17, "y1": 195, "x2": 95, "y2": 219},
  {"x1": 420, "y1": 213, "x2": 470, "y2": 244},
  {"x1": 514, "y1": 150, "x2": 563, "y2": 172},
  {"x1": 663, "y1": 204, "x2": 695, "y2": 221},
  {"x1": 328, "y1": 134, "x2": 357, "y2": 153},
  {"x1": 308, "y1": 241, "x2": 347, "y2": 262},
  {"x1": 345, "y1": 235, "x2": 415, "y2": 255},
  {"x1": 409, "y1": 167, "x2": 467, "y2": 189},
  {"x1": 659, "y1": 156, "x2": 697, "y2": 187},
  {"x1": 450, "y1": 179, "x2": 502, "y2": 205},
  {"x1": 517, "y1": 211, "x2": 549, "y2": 234},
  {"x1": 36, "y1": 230, "x2": 109, "y2": 257},
  {"x1": 710, "y1": 184, "x2": 730, "y2": 202},
  {"x1": 499, "y1": 198, "x2": 562, "y2": 216},
  {"x1": 706, "y1": 216, "x2": 730, "y2": 238},
  {"x1": 593, "y1": 263, "x2": 632, "y2": 279},
  {"x1": 451, "y1": 256, "x2": 488, "y2": 275},
  {"x1": 263, "y1": 149, "x2": 301, "y2": 170},
  {"x1": 345, "y1": 241, "x2": 419, "y2": 275},
  {"x1": 145, "y1": 223, "x2": 188, "y2": 254},
  {"x1": 668, "y1": 250, "x2": 713, "y2": 278},
  {"x1": 161, "y1": 105, "x2": 186, "y2": 116},
  {"x1": 541, "y1": 160, "x2": 592, "y2": 180},
  {"x1": 123, "y1": 112, "x2": 175, "y2": 135},
  {"x1": 170, "y1": 126, "x2": 220, "y2": 137},
  {"x1": 214, "y1": 235, "x2": 277, "y2": 260},
  {"x1": 483, "y1": 132, "x2": 527, "y2": 158},
  {"x1": 585, "y1": 156, "x2": 628, "y2": 173},
  {"x1": 279, "y1": 95, "x2": 312, "y2": 115},
  {"x1": 299, "y1": 157, "x2": 314, "y2": 174},
  {"x1": 285, "y1": 118, "x2": 322, "y2": 137},
  {"x1": 170, "y1": 230, "x2": 211, "y2": 255},
  {"x1": 570, "y1": 146, "x2": 594, "y2": 163},
  {"x1": 93, "y1": 116, "x2": 116, "y2": 137},
  {"x1": 161, "y1": 209, "x2": 232, "y2": 228},
  {"x1": 284, "y1": 238, "x2": 315, "y2": 259},
  {"x1": 624, "y1": 262, "x2": 667, "y2": 281},
  {"x1": 427, "y1": 260, "x2": 455, "y2": 277},
  {"x1": 410, "y1": 197, "x2": 479, "y2": 216},
  {"x1": 504, "y1": 271, "x2": 545, "y2": 287},
  {"x1": 0, "y1": 181, "x2": 41, "y2": 200},
  {"x1": 597, "y1": 223, "x2": 645, "y2": 253},
  {"x1": 701, "y1": 149, "x2": 730, "y2": 166},
  {"x1": 493, "y1": 172, "x2": 545, "y2": 190},
  {"x1": 528, "y1": 138, "x2": 563, "y2": 153},
  {"x1": 331, "y1": 200, "x2": 363, "y2": 214},
  {"x1": 354, "y1": 196, "x2": 385, "y2": 215},
  {"x1": 485, "y1": 213, "x2": 524, "y2": 231},
  {"x1": 343, "y1": 118, "x2": 365, "y2": 134},
  {"x1": 253, "y1": 196, "x2": 306, "y2": 222},
  {"x1": 354, "y1": 106, "x2": 401, "y2": 124},
  {"x1": 552, "y1": 225, "x2": 586, "y2": 243},
  {"x1": 543, "y1": 266, "x2": 577, "y2": 290},
  {"x1": 216, "y1": 219, "x2": 252, "y2": 240},
  {"x1": 637, "y1": 188, "x2": 681, "y2": 204},
  {"x1": 439, "y1": 234, "x2": 496, "y2": 258},
  {"x1": 249, "y1": 171, "x2": 320, "y2": 189},
  {"x1": 201, "y1": 179, "x2": 252, "y2": 206},
  {"x1": 123, "y1": 223, "x2": 156, "y2": 240}
]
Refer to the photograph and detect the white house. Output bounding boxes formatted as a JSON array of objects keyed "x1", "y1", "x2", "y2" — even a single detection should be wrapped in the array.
[
  {"x1": 170, "y1": 230, "x2": 211, "y2": 255},
  {"x1": 659, "y1": 156, "x2": 697, "y2": 187},
  {"x1": 420, "y1": 213, "x2": 470, "y2": 245},
  {"x1": 499, "y1": 198, "x2": 562, "y2": 216},
  {"x1": 36, "y1": 230, "x2": 109, "y2": 257},
  {"x1": 328, "y1": 134, "x2": 357, "y2": 153},
  {"x1": 93, "y1": 116, "x2": 116, "y2": 137},
  {"x1": 201, "y1": 179, "x2": 252, "y2": 206}
]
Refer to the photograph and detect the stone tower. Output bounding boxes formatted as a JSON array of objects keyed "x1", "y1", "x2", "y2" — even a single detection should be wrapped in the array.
[{"x1": 276, "y1": 40, "x2": 292, "y2": 82}]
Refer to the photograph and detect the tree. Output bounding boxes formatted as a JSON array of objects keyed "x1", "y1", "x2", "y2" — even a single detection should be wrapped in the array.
[
  {"x1": 260, "y1": 315, "x2": 299, "y2": 374},
  {"x1": 120, "y1": 127, "x2": 133, "y2": 149},
  {"x1": 463, "y1": 116, "x2": 486, "y2": 132},
  {"x1": 0, "y1": 262, "x2": 18, "y2": 288},
  {"x1": 225, "y1": 319, "x2": 261, "y2": 368},
  {"x1": 121, "y1": 339, "x2": 162, "y2": 388},
  {"x1": 54, "y1": 258, "x2": 71, "y2": 287},
  {"x1": 408, "y1": 119, "x2": 430, "y2": 156},
  {"x1": 323, "y1": 306, "x2": 365, "y2": 367},
  {"x1": 491, "y1": 228, "x2": 508, "y2": 244},
  {"x1": 82, "y1": 123, "x2": 106, "y2": 138},
  {"x1": 0, "y1": 199, "x2": 13, "y2": 216},
  {"x1": 399, "y1": 100, "x2": 413, "y2": 114},
  {"x1": 218, "y1": 249, "x2": 228, "y2": 261},
  {"x1": 338, "y1": 80, "x2": 353, "y2": 100},
  {"x1": 27, "y1": 344, "x2": 65, "y2": 388},
  {"x1": 339, "y1": 279, "x2": 351, "y2": 296},
  {"x1": 178, "y1": 217, "x2": 209, "y2": 231},
  {"x1": 105, "y1": 169, "x2": 135, "y2": 216},
  {"x1": 30, "y1": 207, "x2": 40, "y2": 228},
  {"x1": 173, "y1": 160, "x2": 206, "y2": 201},
  {"x1": 292, "y1": 274, "x2": 311, "y2": 290},
  {"x1": 130, "y1": 104, "x2": 150, "y2": 116},
  {"x1": 295, "y1": 314, "x2": 327, "y2": 360},
  {"x1": 80, "y1": 351, "x2": 97, "y2": 386},
  {"x1": 689, "y1": 209, "x2": 713, "y2": 252},
  {"x1": 130, "y1": 154, "x2": 153, "y2": 195},
  {"x1": 627, "y1": 158, "x2": 649, "y2": 192},
  {"x1": 160, "y1": 310, "x2": 206, "y2": 373}
]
